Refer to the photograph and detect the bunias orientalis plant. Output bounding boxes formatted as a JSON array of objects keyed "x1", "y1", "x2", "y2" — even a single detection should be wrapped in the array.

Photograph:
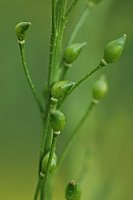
[{"x1": 15, "y1": 0, "x2": 127, "y2": 199}]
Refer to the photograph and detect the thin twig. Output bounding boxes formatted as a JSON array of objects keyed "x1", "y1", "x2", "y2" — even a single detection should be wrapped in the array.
[
  {"x1": 57, "y1": 100, "x2": 97, "y2": 168},
  {"x1": 19, "y1": 43, "x2": 44, "y2": 115},
  {"x1": 58, "y1": 64, "x2": 104, "y2": 108},
  {"x1": 65, "y1": 0, "x2": 80, "y2": 18}
]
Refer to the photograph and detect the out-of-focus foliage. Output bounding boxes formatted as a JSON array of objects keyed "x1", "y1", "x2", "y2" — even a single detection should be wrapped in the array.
[{"x1": 0, "y1": 0, "x2": 133, "y2": 199}]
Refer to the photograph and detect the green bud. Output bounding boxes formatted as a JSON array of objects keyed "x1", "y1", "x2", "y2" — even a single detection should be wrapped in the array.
[
  {"x1": 51, "y1": 109, "x2": 66, "y2": 132},
  {"x1": 41, "y1": 151, "x2": 57, "y2": 174},
  {"x1": 103, "y1": 34, "x2": 127, "y2": 63},
  {"x1": 88, "y1": 0, "x2": 103, "y2": 8},
  {"x1": 63, "y1": 42, "x2": 87, "y2": 65},
  {"x1": 15, "y1": 21, "x2": 31, "y2": 42},
  {"x1": 93, "y1": 75, "x2": 108, "y2": 101},
  {"x1": 51, "y1": 80, "x2": 75, "y2": 99},
  {"x1": 65, "y1": 180, "x2": 81, "y2": 200}
]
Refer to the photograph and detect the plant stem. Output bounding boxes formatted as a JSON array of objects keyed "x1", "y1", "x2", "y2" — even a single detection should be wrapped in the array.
[
  {"x1": 77, "y1": 146, "x2": 95, "y2": 183},
  {"x1": 68, "y1": 5, "x2": 89, "y2": 45},
  {"x1": 58, "y1": 64, "x2": 104, "y2": 108},
  {"x1": 65, "y1": 0, "x2": 80, "y2": 18},
  {"x1": 57, "y1": 99, "x2": 97, "y2": 169},
  {"x1": 19, "y1": 43, "x2": 44, "y2": 115},
  {"x1": 40, "y1": 133, "x2": 57, "y2": 200},
  {"x1": 33, "y1": 178, "x2": 42, "y2": 200},
  {"x1": 48, "y1": 0, "x2": 68, "y2": 85}
]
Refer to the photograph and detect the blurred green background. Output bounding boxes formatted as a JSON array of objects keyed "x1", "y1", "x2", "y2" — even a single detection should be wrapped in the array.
[{"x1": 0, "y1": 0, "x2": 133, "y2": 199}]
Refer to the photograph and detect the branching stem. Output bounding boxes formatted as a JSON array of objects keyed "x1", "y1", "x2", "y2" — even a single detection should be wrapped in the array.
[{"x1": 58, "y1": 64, "x2": 104, "y2": 108}]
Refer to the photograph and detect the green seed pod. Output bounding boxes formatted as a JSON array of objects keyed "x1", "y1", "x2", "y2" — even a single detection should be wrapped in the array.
[
  {"x1": 51, "y1": 109, "x2": 66, "y2": 132},
  {"x1": 103, "y1": 34, "x2": 127, "y2": 63},
  {"x1": 65, "y1": 180, "x2": 81, "y2": 200},
  {"x1": 51, "y1": 80, "x2": 75, "y2": 99},
  {"x1": 93, "y1": 75, "x2": 108, "y2": 101},
  {"x1": 41, "y1": 151, "x2": 57, "y2": 174},
  {"x1": 63, "y1": 42, "x2": 87, "y2": 65},
  {"x1": 15, "y1": 21, "x2": 31, "y2": 42}
]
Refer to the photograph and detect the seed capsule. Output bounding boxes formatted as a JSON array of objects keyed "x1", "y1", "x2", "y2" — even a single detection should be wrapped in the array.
[
  {"x1": 51, "y1": 80, "x2": 75, "y2": 99},
  {"x1": 15, "y1": 21, "x2": 31, "y2": 42},
  {"x1": 41, "y1": 151, "x2": 57, "y2": 174},
  {"x1": 63, "y1": 42, "x2": 87, "y2": 65},
  {"x1": 65, "y1": 180, "x2": 81, "y2": 200},
  {"x1": 103, "y1": 34, "x2": 127, "y2": 63},
  {"x1": 93, "y1": 75, "x2": 108, "y2": 101},
  {"x1": 50, "y1": 109, "x2": 66, "y2": 132}
]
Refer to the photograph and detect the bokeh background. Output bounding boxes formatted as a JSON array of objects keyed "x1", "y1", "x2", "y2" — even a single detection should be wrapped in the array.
[{"x1": 0, "y1": 0, "x2": 133, "y2": 199}]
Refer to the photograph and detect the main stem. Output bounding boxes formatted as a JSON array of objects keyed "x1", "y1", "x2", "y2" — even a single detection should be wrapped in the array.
[
  {"x1": 40, "y1": 133, "x2": 57, "y2": 200},
  {"x1": 34, "y1": 1, "x2": 68, "y2": 199}
]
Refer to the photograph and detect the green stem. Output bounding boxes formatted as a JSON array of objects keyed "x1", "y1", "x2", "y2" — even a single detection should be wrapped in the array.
[
  {"x1": 58, "y1": 64, "x2": 103, "y2": 108},
  {"x1": 33, "y1": 99, "x2": 51, "y2": 200},
  {"x1": 68, "y1": 5, "x2": 89, "y2": 45},
  {"x1": 19, "y1": 43, "x2": 44, "y2": 115},
  {"x1": 40, "y1": 133, "x2": 57, "y2": 200},
  {"x1": 65, "y1": 0, "x2": 80, "y2": 18},
  {"x1": 49, "y1": 0, "x2": 68, "y2": 85},
  {"x1": 57, "y1": 99, "x2": 97, "y2": 168},
  {"x1": 77, "y1": 146, "x2": 95, "y2": 183},
  {"x1": 33, "y1": 178, "x2": 42, "y2": 200}
]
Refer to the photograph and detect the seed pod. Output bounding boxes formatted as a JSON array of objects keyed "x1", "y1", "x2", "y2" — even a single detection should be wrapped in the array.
[
  {"x1": 103, "y1": 34, "x2": 127, "y2": 63},
  {"x1": 51, "y1": 109, "x2": 66, "y2": 132},
  {"x1": 15, "y1": 21, "x2": 31, "y2": 42},
  {"x1": 63, "y1": 42, "x2": 87, "y2": 65},
  {"x1": 41, "y1": 151, "x2": 57, "y2": 174},
  {"x1": 51, "y1": 80, "x2": 75, "y2": 99},
  {"x1": 93, "y1": 75, "x2": 108, "y2": 101},
  {"x1": 65, "y1": 180, "x2": 81, "y2": 200}
]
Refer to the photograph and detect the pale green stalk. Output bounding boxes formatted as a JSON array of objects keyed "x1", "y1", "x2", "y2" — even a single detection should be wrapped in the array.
[
  {"x1": 57, "y1": 100, "x2": 97, "y2": 169},
  {"x1": 68, "y1": 5, "x2": 89, "y2": 45}
]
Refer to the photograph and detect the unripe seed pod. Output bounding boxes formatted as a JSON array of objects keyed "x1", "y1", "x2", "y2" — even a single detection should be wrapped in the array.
[
  {"x1": 103, "y1": 34, "x2": 127, "y2": 63},
  {"x1": 65, "y1": 180, "x2": 81, "y2": 200},
  {"x1": 51, "y1": 109, "x2": 66, "y2": 132},
  {"x1": 15, "y1": 21, "x2": 31, "y2": 41},
  {"x1": 41, "y1": 151, "x2": 57, "y2": 174},
  {"x1": 63, "y1": 42, "x2": 87, "y2": 64},
  {"x1": 51, "y1": 80, "x2": 75, "y2": 99},
  {"x1": 93, "y1": 75, "x2": 108, "y2": 100}
]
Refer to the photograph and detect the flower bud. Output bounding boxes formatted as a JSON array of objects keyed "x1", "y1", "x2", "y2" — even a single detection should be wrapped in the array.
[
  {"x1": 65, "y1": 180, "x2": 81, "y2": 200},
  {"x1": 103, "y1": 34, "x2": 127, "y2": 63},
  {"x1": 63, "y1": 42, "x2": 87, "y2": 65},
  {"x1": 93, "y1": 75, "x2": 108, "y2": 101},
  {"x1": 50, "y1": 109, "x2": 66, "y2": 132},
  {"x1": 15, "y1": 21, "x2": 31, "y2": 42},
  {"x1": 41, "y1": 151, "x2": 57, "y2": 174},
  {"x1": 51, "y1": 80, "x2": 75, "y2": 99}
]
